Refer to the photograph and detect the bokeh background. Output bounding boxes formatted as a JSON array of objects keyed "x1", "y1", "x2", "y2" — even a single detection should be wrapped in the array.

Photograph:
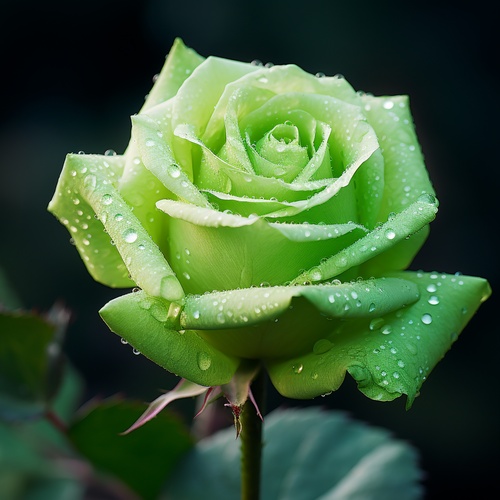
[{"x1": 1, "y1": 0, "x2": 497, "y2": 498}]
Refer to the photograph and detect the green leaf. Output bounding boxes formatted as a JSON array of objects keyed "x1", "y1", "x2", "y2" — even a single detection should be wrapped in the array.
[
  {"x1": 0, "y1": 268, "x2": 22, "y2": 310},
  {"x1": 0, "y1": 420, "x2": 83, "y2": 499},
  {"x1": 267, "y1": 271, "x2": 491, "y2": 404},
  {"x1": 99, "y1": 292, "x2": 240, "y2": 387},
  {"x1": 0, "y1": 304, "x2": 69, "y2": 421},
  {"x1": 163, "y1": 407, "x2": 423, "y2": 500},
  {"x1": 67, "y1": 398, "x2": 194, "y2": 500}
]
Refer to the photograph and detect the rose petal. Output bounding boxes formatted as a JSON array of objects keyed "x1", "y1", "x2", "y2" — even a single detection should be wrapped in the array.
[
  {"x1": 180, "y1": 277, "x2": 419, "y2": 359},
  {"x1": 48, "y1": 154, "x2": 184, "y2": 301},
  {"x1": 170, "y1": 56, "x2": 258, "y2": 136},
  {"x1": 156, "y1": 200, "x2": 366, "y2": 293},
  {"x1": 132, "y1": 114, "x2": 211, "y2": 207},
  {"x1": 141, "y1": 38, "x2": 205, "y2": 111},
  {"x1": 266, "y1": 271, "x2": 491, "y2": 403},
  {"x1": 361, "y1": 94, "x2": 435, "y2": 216},
  {"x1": 293, "y1": 194, "x2": 439, "y2": 284},
  {"x1": 99, "y1": 291, "x2": 240, "y2": 387}
]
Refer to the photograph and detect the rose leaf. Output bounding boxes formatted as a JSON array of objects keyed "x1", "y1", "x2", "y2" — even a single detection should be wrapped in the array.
[
  {"x1": 163, "y1": 407, "x2": 422, "y2": 500},
  {"x1": 67, "y1": 398, "x2": 194, "y2": 500}
]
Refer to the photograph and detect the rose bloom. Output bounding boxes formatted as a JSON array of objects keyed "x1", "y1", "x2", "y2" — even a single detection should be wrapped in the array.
[{"x1": 49, "y1": 39, "x2": 490, "y2": 415}]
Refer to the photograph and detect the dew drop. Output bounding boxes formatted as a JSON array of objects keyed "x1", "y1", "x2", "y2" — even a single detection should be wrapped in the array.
[
  {"x1": 313, "y1": 339, "x2": 333, "y2": 355},
  {"x1": 381, "y1": 325, "x2": 392, "y2": 335},
  {"x1": 426, "y1": 284, "x2": 437, "y2": 293},
  {"x1": 417, "y1": 193, "x2": 438, "y2": 206},
  {"x1": 120, "y1": 338, "x2": 128, "y2": 345},
  {"x1": 123, "y1": 228, "x2": 138, "y2": 243},
  {"x1": 193, "y1": 310, "x2": 200, "y2": 320},
  {"x1": 197, "y1": 352, "x2": 212, "y2": 371},
  {"x1": 369, "y1": 302, "x2": 376, "y2": 312},
  {"x1": 132, "y1": 348, "x2": 141, "y2": 355},
  {"x1": 369, "y1": 318, "x2": 385, "y2": 331},
  {"x1": 150, "y1": 302, "x2": 168, "y2": 322},
  {"x1": 384, "y1": 229, "x2": 396, "y2": 240},
  {"x1": 428, "y1": 295, "x2": 439, "y2": 305},
  {"x1": 310, "y1": 268, "x2": 322, "y2": 281},
  {"x1": 383, "y1": 100, "x2": 394, "y2": 109},
  {"x1": 168, "y1": 164, "x2": 181, "y2": 178},
  {"x1": 421, "y1": 313, "x2": 433, "y2": 324},
  {"x1": 102, "y1": 194, "x2": 113, "y2": 205},
  {"x1": 407, "y1": 343, "x2": 418, "y2": 355},
  {"x1": 293, "y1": 364, "x2": 304, "y2": 374}
]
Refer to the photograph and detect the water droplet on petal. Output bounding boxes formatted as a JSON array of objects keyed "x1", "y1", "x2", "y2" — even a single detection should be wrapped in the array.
[
  {"x1": 123, "y1": 228, "x2": 138, "y2": 243},
  {"x1": 381, "y1": 325, "x2": 392, "y2": 335},
  {"x1": 369, "y1": 318, "x2": 385, "y2": 331},
  {"x1": 102, "y1": 194, "x2": 113, "y2": 205},
  {"x1": 417, "y1": 193, "x2": 438, "y2": 206},
  {"x1": 313, "y1": 339, "x2": 333, "y2": 355},
  {"x1": 421, "y1": 313, "x2": 433, "y2": 324},
  {"x1": 384, "y1": 229, "x2": 396, "y2": 240},
  {"x1": 168, "y1": 164, "x2": 181, "y2": 178},
  {"x1": 197, "y1": 352, "x2": 212, "y2": 371}
]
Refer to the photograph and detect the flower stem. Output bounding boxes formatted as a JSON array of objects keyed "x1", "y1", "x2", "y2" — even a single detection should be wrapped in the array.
[{"x1": 240, "y1": 368, "x2": 266, "y2": 500}]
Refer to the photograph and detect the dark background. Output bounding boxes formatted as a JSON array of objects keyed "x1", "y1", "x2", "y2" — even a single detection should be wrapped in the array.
[{"x1": 1, "y1": 1, "x2": 497, "y2": 498}]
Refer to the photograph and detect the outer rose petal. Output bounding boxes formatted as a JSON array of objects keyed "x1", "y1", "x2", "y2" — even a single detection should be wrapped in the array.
[
  {"x1": 266, "y1": 271, "x2": 491, "y2": 404},
  {"x1": 99, "y1": 292, "x2": 240, "y2": 387},
  {"x1": 99, "y1": 277, "x2": 420, "y2": 384},
  {"x1": 48, "y1": 154, "x2": 184, "y2": 301}
]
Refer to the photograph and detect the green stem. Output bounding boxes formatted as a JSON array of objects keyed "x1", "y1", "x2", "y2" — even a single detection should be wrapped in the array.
[{"x1": 240, "y1": 368, "x2": 266, "y2": 500}]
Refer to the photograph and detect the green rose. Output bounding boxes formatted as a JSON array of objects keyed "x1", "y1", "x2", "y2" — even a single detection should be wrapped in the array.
[{"x1": 48, "y1": 38, "x2": 490, "y2": 408}]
